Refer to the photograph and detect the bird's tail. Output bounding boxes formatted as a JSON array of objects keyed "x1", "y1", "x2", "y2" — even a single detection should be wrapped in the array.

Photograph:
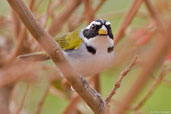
[{"x1": 18, "y1": 51, "x2": 50, "y2": 62}]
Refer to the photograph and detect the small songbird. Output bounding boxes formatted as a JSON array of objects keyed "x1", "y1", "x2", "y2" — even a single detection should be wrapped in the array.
[{"x1": 19, "y1": 19, "x2": 114, "y2": 76}]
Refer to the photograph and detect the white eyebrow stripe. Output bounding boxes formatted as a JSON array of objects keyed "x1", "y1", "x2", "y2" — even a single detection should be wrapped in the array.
[
  {"x1": 93, "y1": 21, "x2": 101, "y2": 25},
  {"x1": 86, "y1": 21, "x2": 101, "y2": 29},
  {"x1": 106, "y1": 22, "x2": 111, "y2": 25}
]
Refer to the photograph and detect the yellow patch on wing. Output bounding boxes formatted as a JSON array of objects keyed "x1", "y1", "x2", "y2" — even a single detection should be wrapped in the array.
[{"x1": 55, "y1": 30, "x2": 82, "y2": 50}]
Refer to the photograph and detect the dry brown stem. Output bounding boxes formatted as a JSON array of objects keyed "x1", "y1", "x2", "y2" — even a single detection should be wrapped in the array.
[
  {"x1": 41, "y1": 0, "x2": 52, "y2": 27},
  {"x1": 0, "y1": 62, "x2": 42, "y2": 87},
  {"x1": 0, "y1": 86, "x2": 13, "y2": 114},
  {"x1": 98, "y1": 10, "x2": 148, "y2": 20},
  {"x1": 144, "y1": 0, "x2": 167, "y2": 35},
  {"x1": 7, "y1": 0, "x2": 106, "y2": 113},
  {"x1": 16, "y1": 83, "x2": 30, "y2": 114},
  {"x1": 36, "y1": 85, "x2": 49, "y2": 114},
  {"x1": 105, "y1": 56, "x2": 138, "y2": 105},
  {"x1": 62, "y1": 74, "x2": 102, "y2": 114},
  {"x1": 83, "y1": 0, "x2": 94, "y2": 23},
  {"x1": 115, "y1": 33, "x2": 170, "y2": 114},
  {"x1": 48, "y1": 0, "x2": 64, "y2": 18},
  {"x1": 133, "y1": 68, "x2": 167, "y2": 111},
  {"x1": 114, "y1": 1, "x2": 171, "y2": 113},
  {"x1": 5, "y1": 27, "x2": 27, "y2": 65},
  {"x1": 48, "y1": 0, "x2": 81, "y2": 36},
  {"x1": 68, "y1": 0, "x2": 106, "y2": 31},
  {"x1": 12, "y1": 11, "x2": 21, "y2": 37},
  {"x1": 114, "y1": 0, "x2": 143, "y2": 45},
  {"x1": 94, "y1": 74, "x2": 101, "y2": 93},
  {"x1": 62, "y1": 94, "x2": 81, "y2": 114},
  {"x1": 94, "y1": 0, "x2": 106, "y2": 14},
  {"x1": 29, "y1": 0, "x2": 35, "y2": 10},
  {"x1": 4, "y1": 0, "x2": 36, "y2": 66}
]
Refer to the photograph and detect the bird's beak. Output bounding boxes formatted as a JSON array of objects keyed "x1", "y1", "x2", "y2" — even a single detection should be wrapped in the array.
[{"x1": 98, "y1": 25, "x2": 107, "y2": 35}]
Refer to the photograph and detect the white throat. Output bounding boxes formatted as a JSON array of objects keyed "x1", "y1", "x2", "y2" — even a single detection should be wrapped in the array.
[{"x1": 80, "y1": 30, "x2": 114, "y2": 52}]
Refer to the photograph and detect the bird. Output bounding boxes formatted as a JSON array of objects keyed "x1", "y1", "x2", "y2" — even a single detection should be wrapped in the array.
[{"x1": 19, "y1": 19, "x2": 114, "y2": 76}]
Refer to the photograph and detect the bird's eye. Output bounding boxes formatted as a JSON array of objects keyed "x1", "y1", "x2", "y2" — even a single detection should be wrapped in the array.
[
  {"x1": 106, "y1": 25, "x2": 111, "y2": 30},
  {"x1": 91, "y1": 24, "x2": 96, "y2": 30}
]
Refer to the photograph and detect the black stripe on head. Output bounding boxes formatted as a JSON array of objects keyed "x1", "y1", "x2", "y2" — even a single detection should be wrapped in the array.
[
  {"x1": 83, "y1": 19, "x2": 114, "y2": 40},
  {"x1": 83, "y1": 28, "x2": 98, "y2": 39}
]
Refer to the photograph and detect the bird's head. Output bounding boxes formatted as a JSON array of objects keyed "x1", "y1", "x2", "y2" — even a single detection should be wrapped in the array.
[
  {"x1": 80, "y1": 19, "x2": 113, "y2": 40},
  {"x1": 80, "y1": 19, "x2": 114, "y2": 49}
]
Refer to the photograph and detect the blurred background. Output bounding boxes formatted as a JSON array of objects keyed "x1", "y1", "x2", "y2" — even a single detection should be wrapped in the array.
[{"x1": 0, "y1": 0, "x2": 171, "y2": 114}]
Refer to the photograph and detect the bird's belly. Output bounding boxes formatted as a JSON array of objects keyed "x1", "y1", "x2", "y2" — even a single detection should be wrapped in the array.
[{"x1": 66, "y1": 51, "x2": 114, "y2": 76}]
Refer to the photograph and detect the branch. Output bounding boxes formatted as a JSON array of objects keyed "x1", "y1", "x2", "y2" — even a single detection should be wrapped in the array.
[
  {"x1": 62, "y1": 94, "x2": 81, "y2": 114},
  {"x1": 114, "y1": 0, "x2": 143, "y2": 45},
  {"x1": 11, "y1": 11, "x2": 21, "y2": 37},
  {"x1": 0, "y1": 86, "x2": 13, "y2": 114},
  {"x1": 114, "y1": 1, "x2": 171, "y2": 113},
  {"x1": 94, "y1": 0, "x2": 106, "y2": 14},
  {"x1": 62, "y1": 74, "x2": 101, "y2": 114},
  {"x1": 16, "y1": 83, "x2": 30, "y2": 114},
  {"x1": 5, "y1": 27, "x2": 27, "y2": 65},
  {"x1": 48, "y1": 0, "x2": 81, "y2": 36},
  {"x1": 7, "y1": 0, "x2": 107, "y2": 113},
  {"x1": 105, "y1": 56, "x2": 137, "y2": 105},
  {"x1": 67, "y1": 0, "x2": 106, "y2": 31},
  {"x1": 94, "y1": 74, "x2": 101, "y2": 93},
  {"x1": 133, "y1": 68, "x2": 167, "y2": 111},
  {"x1": 83, "y1": 0, "x2": 94, "y2": 23},
  {"x1": 36, "y1": 85, "x2": 49, "y2": 114}
]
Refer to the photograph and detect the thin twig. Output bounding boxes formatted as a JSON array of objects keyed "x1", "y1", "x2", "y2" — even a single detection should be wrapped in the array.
[
  {"x1": 105, "y1": 56, "x2": 138, "y2": 105},
  {"x1": 48, "y1": 0, "x2": 81, "y2": 36},
  {"x1": 5, "y1": 0, "x2": 35, "y2": 65},
  {"x1": 41, "y1": 0, "x2": 52, "y2": 27},
  {"x1": 0, "y1": 86, "x2": 13, "y2": 114},
  {"x1": 36, "y1": 85, "x2": 49, "y2": 114},
  {"x1": 114, "y1": 1, "x2": 171, "y2": 113},
  {"x1": 29, "y1": 0, "x2": 35, "y2": 10},
  {"x1": 34, "y1": 0, "x2": 43, "y2": 11},
  {"x1": 83, "y1": 0, "x2": 94, "y2": 24},
  {"x1": 98, "y1": 10, "x2": 148, "y2": 20},
  {"x1": 5, "y1": 27, "x2": 27, "y2": 65},
  {"x1": 133, "y1": 68, "x2": 167, "y2": 111},
  {"x1": 7, "y1": 0, "x2": 107, "y2": 113},
  {"x1": 12, "y1": 11, "x2": 21, "y2": 37},
  {"x1": 67, "y1": 0, "x2": 106, "y2": 31},
  {"x1": 49, "y1": 0, "x2": 64, "y2": 18},
  {"x1": 16, "y1": 83, "x2": 30, "y2": 114},
  {"x1": 114, "y1": 0, "x2": 143, "y2": 45},
  {"x1": 144, "y1": 0, "x2": 166, "y2": 35},
  {"x1": 94, "y1": 74, "x2": 101, "y2": 93},
  {"x1": 62, "y1": 94, "x2": 81, "y2": 114},
  {"x1": 151, "y1": 74, "x2": 171, "y2": 86},
  {"x1": 94, "y1": 0, "x2": 106, "y2": 14}
]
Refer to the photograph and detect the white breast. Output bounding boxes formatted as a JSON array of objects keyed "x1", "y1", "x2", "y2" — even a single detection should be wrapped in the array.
[{"x1": 65, "y1": 36, "x2": 114, "y2": 76}]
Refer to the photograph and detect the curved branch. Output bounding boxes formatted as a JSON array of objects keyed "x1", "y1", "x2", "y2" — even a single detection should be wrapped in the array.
[
  {"x1": 48, "y1": 0, "x2": 81, "y2": 36},
  {"x1": 7, "y1": 0, "x2": 107, "y2": 113}
]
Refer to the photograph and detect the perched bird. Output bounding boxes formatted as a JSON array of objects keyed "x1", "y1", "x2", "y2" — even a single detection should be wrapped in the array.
[{"x1": 19, "y1": 19, "x2": 114, "y2": 76}]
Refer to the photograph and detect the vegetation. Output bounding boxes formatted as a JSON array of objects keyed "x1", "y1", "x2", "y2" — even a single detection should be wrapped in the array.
[{"x1": 0, "y1": 0, "x2": 170, "y2": 114}]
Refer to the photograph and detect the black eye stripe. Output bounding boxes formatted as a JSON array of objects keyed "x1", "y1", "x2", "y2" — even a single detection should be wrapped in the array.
[
  {"x1": 83, "y1": 20, "x2": 113, "y2": 39},
  {"x1": 83, "y1": 29, "x2": 98, "y2": 39}
]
